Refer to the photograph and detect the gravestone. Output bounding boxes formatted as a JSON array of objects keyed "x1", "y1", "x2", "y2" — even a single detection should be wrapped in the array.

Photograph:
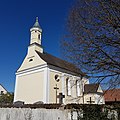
[
  {"x1": 33, "y1": 101, "x2": 44, "y2": 104},
  {"x1": 13, "y1": 101, "x2": 24, "y2": 107},
  {"x1": 57, "y1": 93, "x2": 65, "y2": 104}
]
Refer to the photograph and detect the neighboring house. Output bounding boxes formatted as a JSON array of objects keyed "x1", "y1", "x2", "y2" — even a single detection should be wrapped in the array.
[
  {"x1": 0, "y1": 84, "x2": 7, "y2": 95},
  {"x1": 14, "y1": 18, "x2": 103, "y2": 104},
  {"x1": 104, "y1": 89, "x2": 120, "y2": 104},
  {"x1": 83, "y1": 84, "x2": 105, "y2": 104}
]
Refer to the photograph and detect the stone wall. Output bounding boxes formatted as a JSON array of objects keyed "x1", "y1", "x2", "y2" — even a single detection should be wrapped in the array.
[
  {"x1": 0, "y1": 104, "x2": 119, "y2": 120},
  {"x1": 0, "y1": 108, "x2": 67, "y2": 120}
]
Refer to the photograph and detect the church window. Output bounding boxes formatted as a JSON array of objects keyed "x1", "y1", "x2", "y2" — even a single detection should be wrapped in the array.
[
  {"x1": 29, "y1": 59, "x2": 33, "y2": 62},
  {"x1": 66, "y1": 77, "x2": 71, "y2": 96},
  {"x1": 76, "y1": 80, "x2": 81, "y2": 96},
  {"x1": 54, "y1": 74, "x2": 60, "y2": 82}
]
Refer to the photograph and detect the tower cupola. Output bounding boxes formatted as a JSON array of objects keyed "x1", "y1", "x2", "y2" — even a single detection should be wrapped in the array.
[
  {"x1": 28, "y1": 17, "x2": 43, "y2": 53},
  {"x1": 30, "y1": 17, "x2": 42, "y2": 45}
]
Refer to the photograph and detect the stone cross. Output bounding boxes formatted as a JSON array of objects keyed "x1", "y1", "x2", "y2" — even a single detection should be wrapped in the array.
[
  {"x1": 57, "y1": 92, "x2": 65, "y2": 104},
  {"x1": 54, "y1": 84, "x2": 59, "y2": 103},
  {"x1": 87, "y1": 97, "x2": 95, "y2": 104}
]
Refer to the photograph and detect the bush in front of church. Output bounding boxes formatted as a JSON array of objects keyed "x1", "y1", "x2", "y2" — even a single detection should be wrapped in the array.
[{"x1": 0, "y1": 92, "x2": 14, "y2": 105}]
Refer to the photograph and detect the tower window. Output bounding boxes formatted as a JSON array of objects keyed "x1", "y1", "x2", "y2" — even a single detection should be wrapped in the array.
[{"x1": 38, "y1": 34, "x2": 40, "y2": 39}]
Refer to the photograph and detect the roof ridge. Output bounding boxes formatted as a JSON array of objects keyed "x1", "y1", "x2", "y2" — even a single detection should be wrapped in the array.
[
  {"x1": 85, "y1": 83, "x2": 100, "y2": 85},
  {"x1": 36, "y1": 51, "x2": 86, "y2": 76},
  {"x1": 44, "y1": 52, "x2": 78, "y2": 66}
]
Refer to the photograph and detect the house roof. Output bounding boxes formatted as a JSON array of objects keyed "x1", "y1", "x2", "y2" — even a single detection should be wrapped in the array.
[
  {"x1": 84, "y1": 84, "x2": 100, "y2": 94},
  {"x1": 0, "y1": 84, "x2": 7, "y2": 92},
  {"x1": 104, "y1": 89, "x2": 120, "y2": 102},
  {"x1": 36, "y1": 51, "x2": 85, "y2": 76}
]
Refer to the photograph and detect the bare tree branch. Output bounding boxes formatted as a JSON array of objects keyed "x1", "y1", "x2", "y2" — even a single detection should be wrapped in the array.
[{"x1": 61, "y1": 0, "x2": 120, "y2": 88}]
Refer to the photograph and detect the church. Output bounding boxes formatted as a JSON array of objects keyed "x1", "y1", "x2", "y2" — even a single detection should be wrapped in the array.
[{"x1": 14, "y1": 18, "x2": 104, "y2": 104}]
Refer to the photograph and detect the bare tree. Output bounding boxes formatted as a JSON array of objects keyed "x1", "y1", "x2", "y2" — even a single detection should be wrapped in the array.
[{"x1": 62, "y1": 0, "x2": 120, "y2": 89}]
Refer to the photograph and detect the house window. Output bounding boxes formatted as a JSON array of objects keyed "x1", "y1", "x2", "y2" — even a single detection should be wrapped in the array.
[
  {"x1": 66, "y1": 77, "x2": 71, "y2": 96},
  {"x1": 1, "y1": 91, "x2": 4, "y2": 95}
]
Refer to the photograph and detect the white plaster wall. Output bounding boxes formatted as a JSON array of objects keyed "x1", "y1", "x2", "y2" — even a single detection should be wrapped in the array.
[
  {"x1": 17, "y1": 46, "x2": 45, "y2": 72},
  {"x1": 95, "y1": 94, "x2": 105, "y2": 104},
  {"x1": 48, "y1": 67, "x2": 84, "y2": 104},
  {"x1": 63, "y1": 74, "x2": 83, "y2": 104},
  {"x1": 30, "y1": 31, "x2": 41, "y2": 45},
  {"x1": 84, "y1": 93, "x2": 96, "y2": 104},
  {"x1": 84, "y1": 93, "x2": 104, "y2": 104},
  {"x1": 14, "y1": 70, "x2": 45, "y2": 104},
  {"x1": 97, "y1": 85, "x2": 103, "y2": 93},
  {"x1": 49, "y1": 69, "x2": 62, "y2": 103},
  {"x1": 30, "y1": 27, "x2": 42, "y2": 45}
]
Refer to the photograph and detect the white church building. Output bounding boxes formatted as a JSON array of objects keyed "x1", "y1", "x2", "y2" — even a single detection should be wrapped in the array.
[{"x1": 14, "y1": 18, "x2": 104, "y2": 104}]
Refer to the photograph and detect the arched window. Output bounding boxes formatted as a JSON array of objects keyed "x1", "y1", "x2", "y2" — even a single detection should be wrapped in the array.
[
  {"x1": 76, "y1": 80, "x2": 81, "y2": 96},
  {"x1": 66, "y1": 77, "x2": 71, "y2": 96}
]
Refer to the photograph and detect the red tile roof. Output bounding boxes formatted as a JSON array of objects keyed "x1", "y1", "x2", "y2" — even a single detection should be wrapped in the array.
[{"x1": 104, "y1": 89, "x2": 120, "y2": 102}]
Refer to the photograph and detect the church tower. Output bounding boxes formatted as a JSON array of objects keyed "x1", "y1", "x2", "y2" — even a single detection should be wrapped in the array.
[
  {"x1": 14, "y1": 18, "x2": 48, "y2": 104},
  {"x1": 30, "y1": 17, "x2": 42, "y2": 45},
  {"x1": 28, "y1": 17, "x2": 43, "y2": 53}
]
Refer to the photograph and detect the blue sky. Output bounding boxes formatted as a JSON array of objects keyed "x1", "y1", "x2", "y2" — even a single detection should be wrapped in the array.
[{"x1": 0, "y1": 0, "x2": 74, "y2": 92}]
